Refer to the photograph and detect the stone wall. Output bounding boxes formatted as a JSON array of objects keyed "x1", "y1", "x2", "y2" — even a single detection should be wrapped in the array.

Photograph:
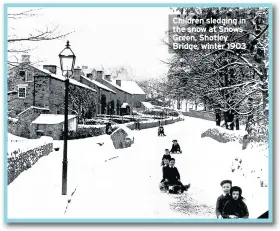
[
  {"x1": 8, "y1": 65, "x2": 50, "y2": 115},
  {"x1": 8, "y1": 63, "x2": 96, "y2": 117},
  {"x1": 8, "y1": 142, "x2": 53, "y2": 184},
  {"x1": 183, "y1": 109, "x2": 215, "y2": 121},
  {"x1": 8, "y1": 107, "x2": 49, "y2": 138},
  {"x1": 30, "y1": 123, "x2": 63, "y2": 140}
]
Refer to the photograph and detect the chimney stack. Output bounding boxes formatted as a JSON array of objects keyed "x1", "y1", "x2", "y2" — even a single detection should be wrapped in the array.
[
  {"x1": 21, "y1": 55, "x2": 31, "y2": 64},
  {"x1": 104, "y1": 74, "x2": 112, "y2": 82},
  {"x1": 74, "y1": 68, "x2": 82, "y2": 81},
  {"x1": 96, "y1": 70, "x2": 103, "y2": 81},
  {"x1": 116, "y1": 79, "x2": 121, "y2": 87},
  {"x1": 43, "y1": 65, "x2": 57, "y2": 75},
  {"x1": 87, "y1": 73, "x2": 93, "y2": 80}
]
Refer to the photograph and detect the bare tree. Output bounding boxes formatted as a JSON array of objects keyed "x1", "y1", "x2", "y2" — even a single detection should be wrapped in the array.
[
  {"x1": 7, "y1": 8, "x2": 74, "y2": 68},
  {"x1": 165, "y1": 7, "x2": 269, "y2": 135}
]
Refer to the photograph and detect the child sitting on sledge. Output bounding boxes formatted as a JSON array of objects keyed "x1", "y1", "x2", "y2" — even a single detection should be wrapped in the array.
[
  {"x1": 161, "y1": 148, "x2": 171, "y2": 166},
  {"x1": 159, "y1": 157, "x2": 170, "y2": 191},
  {"x1": 215, "y1": 180, "x2": 232, "y2": 219},
  {"x1": 170, "y1": 140, "x2": 182, "y2": 154},
  {"x1": 158, "y1": 126, "x2": 166, "y2": 136},
  {"x1": 162, "y1": 158, "x2": 190, "y2": 193},
  {"x1": 222, "y1": 186, "x2": 249, "y2": 219}
]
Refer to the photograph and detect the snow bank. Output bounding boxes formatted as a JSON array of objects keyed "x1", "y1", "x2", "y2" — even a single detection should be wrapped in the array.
[
  {"x1": 201, "y1": 126, "x2": 246, "y2": 144},
  {"x1": 8, "y1": 136, "x2": 53, "y2": 157}
]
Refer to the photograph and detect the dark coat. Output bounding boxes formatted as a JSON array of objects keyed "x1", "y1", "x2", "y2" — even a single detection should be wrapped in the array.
[
  {"x1": 170, "y1": 143, "x2": 181, "y2": 153},
  {"x1": 222, "y1": 199, "x2": 249, "y2": 218},
  {"x1": 215, "y1": 194, "x2": 231, "y2": 217},
  {"x1": 161, "y1": 165, "x2": 170, "y2": 183},
  {"x1": 166, "y1": 166, "x2": 180, "y2": 183}
]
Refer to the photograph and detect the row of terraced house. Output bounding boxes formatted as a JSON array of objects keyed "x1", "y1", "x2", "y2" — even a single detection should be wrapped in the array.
[{"x1": 7, "y1": 55, "x2": 147, "y2": 139}]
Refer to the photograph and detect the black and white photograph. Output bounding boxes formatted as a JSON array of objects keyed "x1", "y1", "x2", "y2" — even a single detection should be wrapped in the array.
[{"x1": 4, "y1": 4, "x2": 272, "y2": 222}]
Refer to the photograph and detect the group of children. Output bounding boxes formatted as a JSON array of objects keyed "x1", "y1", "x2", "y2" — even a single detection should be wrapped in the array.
[
  {"x1": 216, "y1": 180, "x2": 249, "y2": 219},
  {"x1": 159, "y1": 140, "x2": 189, "y2": 194}
]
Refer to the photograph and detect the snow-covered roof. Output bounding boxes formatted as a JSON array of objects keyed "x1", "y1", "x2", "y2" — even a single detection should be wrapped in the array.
[
  {"x1": 17, "y1": 106, "x2": 49, "y2": 117},
  {"x1": 121, "y1": 103, "x2": 129, "y2": 108},
  {"x1": 81, "y1": 75, "x2": 116, "y2": 94},
  {"x1": 32, "y1": 114, "x2": 77, "y2": 125},
  {"x1": 35, "y1": 67, "x2": 96, "y2": 93},
  {"x1": 8, "y1": 90, "x2": 17, "y2": 95},
  {"x1": 102, "y1": 78, "x2": 132, "y2": 95},
  {"x1": 141, "y1": 102, "x2": 154, "y2": 109},
  {"x1": 116, "y1": 80, "x2": 145, "y2": 95}
]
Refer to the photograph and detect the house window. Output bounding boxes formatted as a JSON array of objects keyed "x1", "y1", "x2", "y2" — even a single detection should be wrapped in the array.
[
  {"x1": 18, "y1": 87, "x2": 26, "y2": 98},
  {"x1": 26, "y1": 71, "x2": 33, "y2": 82},
  {"x1": 19, "y1": 70, "x2": 25, "y2": 77}
]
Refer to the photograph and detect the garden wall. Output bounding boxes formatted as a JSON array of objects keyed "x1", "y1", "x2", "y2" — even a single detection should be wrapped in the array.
[
  {"x1": 8, "y1": 138, "x2": 53, "y2": 184},
  {"x1": 183, "y1": 109, "x2": 215, "y2": 121},
  {"x1": 68, "y1": 117, "x2": 183, "y2": 139}
]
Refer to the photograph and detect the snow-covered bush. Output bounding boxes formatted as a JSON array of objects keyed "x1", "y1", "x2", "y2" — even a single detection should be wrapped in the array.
[{"x1": 201, "y1": 127, "x2": 245, "y2": 144}]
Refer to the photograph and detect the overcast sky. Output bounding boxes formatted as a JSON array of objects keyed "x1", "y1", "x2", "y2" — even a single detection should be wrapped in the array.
[{"x1": 8, "y1": 7, "x2": 173, "y2": 80}]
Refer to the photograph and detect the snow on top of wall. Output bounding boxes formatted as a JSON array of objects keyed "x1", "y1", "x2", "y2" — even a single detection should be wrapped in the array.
[
  {"x1": 8, "y1": 136, "x2": 53, "y2": 157},
  {"x1": 32, "y1": 114, "x2": 77, "y2": 125}
]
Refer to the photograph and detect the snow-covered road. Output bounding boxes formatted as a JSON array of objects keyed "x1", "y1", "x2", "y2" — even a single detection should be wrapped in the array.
[
  {"x1": 64, "y1": 118, "x2": 239, "y2": 218},
  {"x1": 8, "y1": 117, "x2": 268, "y2": 219}
]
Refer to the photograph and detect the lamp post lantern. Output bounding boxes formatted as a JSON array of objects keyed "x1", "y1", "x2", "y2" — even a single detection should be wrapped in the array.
[{"x1": 59, "y1": 40, "x2": 76, "y2": 195}]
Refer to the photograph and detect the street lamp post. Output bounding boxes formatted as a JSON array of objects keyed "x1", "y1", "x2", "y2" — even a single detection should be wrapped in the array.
[{"x1": 59, "y1": 41, "x2": 76, "y2": 196}]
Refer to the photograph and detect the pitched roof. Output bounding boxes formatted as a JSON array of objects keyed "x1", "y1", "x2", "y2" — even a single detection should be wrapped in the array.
[
  {"x1": 81, "y1": 75, "x2": 116, "y2": 94},
  {"x1": 102, "y1": 78, "x2": 133, "y2": 95},
  {"x1": 35, "y1": 67, "x2": 96, "y2": 93},
  {"x1": 32, "y1": 114, "x2": 77, "y2": 125},
  {"x1": 141, "y1": 102, "x2": 154, "y2": 109},
  {"x1": 116, "y1": 80, "x2": 145, "y2": 95}
]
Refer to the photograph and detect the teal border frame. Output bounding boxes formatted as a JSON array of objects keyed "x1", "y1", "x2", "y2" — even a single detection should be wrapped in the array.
[{"x1": 3, "y1": 3, "x2": 273, "y2": 223}]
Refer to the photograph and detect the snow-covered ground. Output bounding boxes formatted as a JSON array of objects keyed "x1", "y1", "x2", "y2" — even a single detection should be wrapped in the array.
[{"x1": 7, "y1": 117, "x2": 269, "y2": 219}]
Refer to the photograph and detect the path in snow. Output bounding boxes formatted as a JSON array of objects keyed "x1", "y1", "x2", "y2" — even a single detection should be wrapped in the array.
[
  {"x1": 64, "y1": 118, "x2": 239, "y2": 219},
  {"x1": 8, "y1": 117, "x2": 266, "y2": 219}
]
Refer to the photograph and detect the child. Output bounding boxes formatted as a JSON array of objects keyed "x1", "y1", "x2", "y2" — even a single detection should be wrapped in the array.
[
  {"x1": 161, "y1": 149, "x2": 171, "y2": 166},
  {"x1": 164, "y1": 158, "x2": 190, "y2": 193},
  {"x1": 222, "y1": 186, "x2": 249, "y2": 219},
  {"x1": 215, "y1": 180, "x2": 232, "y2": 219},
  {"x1": 159, "y1": 158, "x2": 170, "y2": 191},
  {"x1": 170, "y1": 140, "x2": 182, "y2": 154},
  {"x1": 158, "y1": 126, "x2": 166, "y2": 136}
]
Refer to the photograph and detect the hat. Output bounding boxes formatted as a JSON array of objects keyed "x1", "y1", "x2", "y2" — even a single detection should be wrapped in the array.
[
  {"x1": 220, "y1": 180, "x2": 232, "y2": 186},
  {"x1": 230, "y1": 186, "x2": 242, "y2": 196},
  {"x1": 172, "y1": 140, "x2": 178, "y2": 142}
]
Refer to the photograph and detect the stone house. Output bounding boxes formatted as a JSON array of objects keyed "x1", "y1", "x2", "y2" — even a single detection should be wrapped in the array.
[
  {"x1": 8, "y1": 56, "x2": 97, "y2": 119},
  {"x1": 80, "y1": 66, "x2": 147, "y2": 115},
  {"x1": 73, "y1": 67, "x2": 117, "y2": 115}
]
